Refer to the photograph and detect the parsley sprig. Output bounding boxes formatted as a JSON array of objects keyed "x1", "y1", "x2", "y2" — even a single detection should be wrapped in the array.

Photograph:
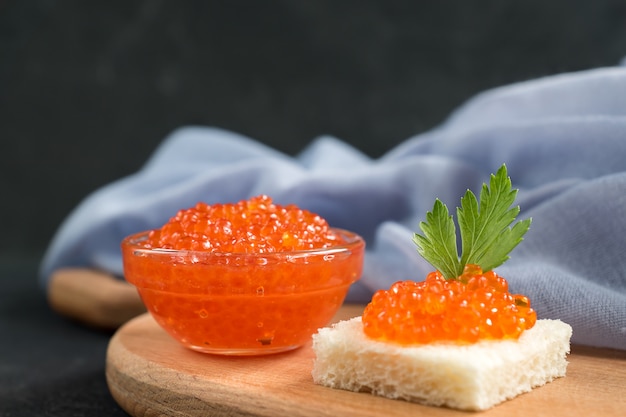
[{"x1": 412, "y1": 164, "x2": 531, "y2": 279}]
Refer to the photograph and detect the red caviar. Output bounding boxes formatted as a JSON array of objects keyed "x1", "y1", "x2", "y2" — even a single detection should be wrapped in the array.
[
  {"x1": 121, "y1": 195, "x2": 364, "y2": 354},
  {"x1": 362, "y1": 265, "x2": 536, "y2": 345},
  {"x1": 146, "y1": 194, "x2": 343, "y2": 252}
]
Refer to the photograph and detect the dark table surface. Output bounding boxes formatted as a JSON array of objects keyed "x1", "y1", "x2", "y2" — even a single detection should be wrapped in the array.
[{"x1": 0, "y1": 257, "x2": 129, "y2": 417}]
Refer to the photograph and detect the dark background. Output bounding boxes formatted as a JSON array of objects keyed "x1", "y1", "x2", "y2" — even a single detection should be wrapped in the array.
[
  {"x1": 1, "y1": 1, "x2": 626, "y2": 416},
  {"x1": 3, "y1": 0, "x2": 626, "y2": 261}
]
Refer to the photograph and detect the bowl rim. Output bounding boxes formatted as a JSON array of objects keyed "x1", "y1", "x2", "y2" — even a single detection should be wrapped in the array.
[{"x1": 121, "y1": 227, "x2": 365, "y2": 259}]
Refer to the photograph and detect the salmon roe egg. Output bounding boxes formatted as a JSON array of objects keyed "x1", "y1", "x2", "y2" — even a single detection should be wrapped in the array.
[
  {"x1": 362, "y1": 264, "x2": 537, "y2": 345},
  {"x1": 145, "y1": 195, "x2": 344, "y2": 252}
]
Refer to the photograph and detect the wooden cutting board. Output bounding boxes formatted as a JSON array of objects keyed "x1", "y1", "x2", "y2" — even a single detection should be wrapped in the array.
[{"x1": 106, "y1": 304, "x2": 626, "y2": 417}]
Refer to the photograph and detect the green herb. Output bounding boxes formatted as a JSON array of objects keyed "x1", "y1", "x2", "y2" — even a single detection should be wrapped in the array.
[{"x1": 412, "y1": 164, "x2": 531, "y2": 279}]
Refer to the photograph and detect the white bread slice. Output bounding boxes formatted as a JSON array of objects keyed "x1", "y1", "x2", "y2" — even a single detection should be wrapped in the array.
[{"x1": 312, "y1": 317, "x2": 572, "y2": 411}]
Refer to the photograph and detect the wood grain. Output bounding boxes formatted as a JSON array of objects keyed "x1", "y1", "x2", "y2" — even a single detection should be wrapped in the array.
[{"x1": 106, "y1": 305, "x2": 626, "y2": 417}]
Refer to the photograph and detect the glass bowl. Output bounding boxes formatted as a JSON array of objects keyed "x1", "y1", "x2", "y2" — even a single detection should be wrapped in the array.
[{"x1": 121, "y1": 228, "x2": 365, "y2": 356}]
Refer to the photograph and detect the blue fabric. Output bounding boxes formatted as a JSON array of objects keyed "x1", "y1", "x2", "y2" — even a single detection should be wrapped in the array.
[{"x1": 40, "y1": 65, "x2": 626, "y2": 350}]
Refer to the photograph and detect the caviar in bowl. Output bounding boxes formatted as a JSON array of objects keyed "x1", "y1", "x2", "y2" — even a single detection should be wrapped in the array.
[{"x1": 121, "y1": 228, "x2": 364, "y2": 355}]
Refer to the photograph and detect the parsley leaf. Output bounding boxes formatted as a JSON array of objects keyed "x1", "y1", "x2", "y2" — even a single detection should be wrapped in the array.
[
  {"x1": 413, "y1": 164, "x2": 531, "y2": 279},
  {"x1": 412, "y1": 199, "x2": 462, "y2": 279}
]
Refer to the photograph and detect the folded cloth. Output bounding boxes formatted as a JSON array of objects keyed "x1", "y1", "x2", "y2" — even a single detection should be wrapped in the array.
[{"x1": 40, "y1": 65, "x2": 626, "y2": 350}]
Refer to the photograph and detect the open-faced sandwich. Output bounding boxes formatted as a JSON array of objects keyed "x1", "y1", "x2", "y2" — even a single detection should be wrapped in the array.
[{"x1": 312, "y1": 165, "x2": 572, "y2": 411}]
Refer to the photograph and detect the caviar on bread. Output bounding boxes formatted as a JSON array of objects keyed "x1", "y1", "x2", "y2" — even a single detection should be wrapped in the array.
[{"x1": 312, "y1": 165, "x2": 572, "y2": 411}]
